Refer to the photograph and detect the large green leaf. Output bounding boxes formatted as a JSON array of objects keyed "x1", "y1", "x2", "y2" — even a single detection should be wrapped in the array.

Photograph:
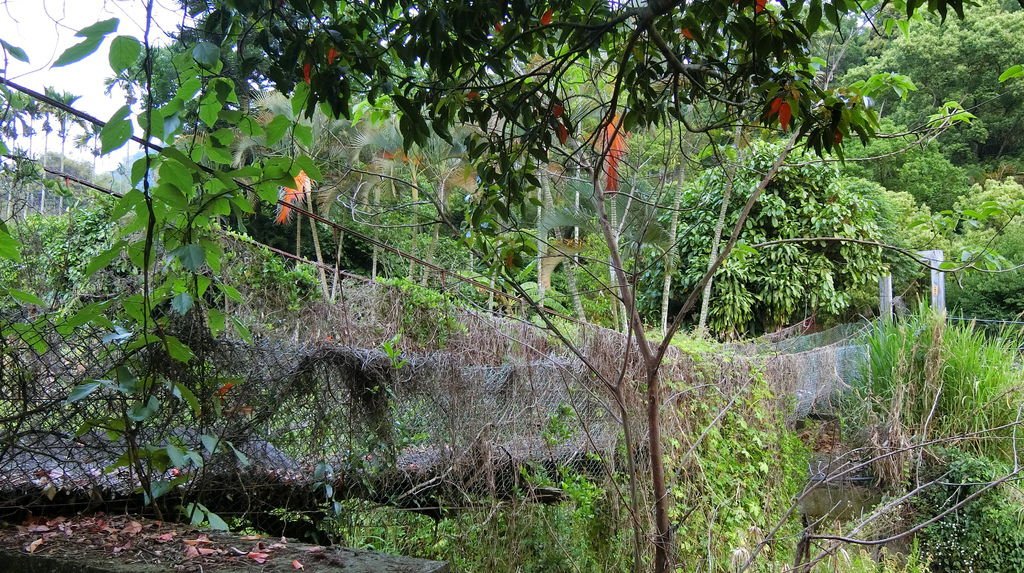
[
  {"x1": 0, "y1": 38, "x2": 28, "y2": 63},
  {"x1": 0, "y1": 226, "x2": 21, "y2": 262},
  {"x1": 100, "y1": 105, "x2": 133, "y2": 154},
  {"x1": 53, "y1": 18, "x2": 119, "y2": 67},
  {"x1": 192, "y1": 41, "x2": 220, "y2": 69},
  {"x1": 108, "y1": 35, "x2": 141, "y2": 73}
]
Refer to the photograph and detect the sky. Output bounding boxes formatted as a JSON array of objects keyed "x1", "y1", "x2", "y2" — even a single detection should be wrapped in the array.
[{"x1": 0, "y1": 0, "x2": 185, "y2": 173}]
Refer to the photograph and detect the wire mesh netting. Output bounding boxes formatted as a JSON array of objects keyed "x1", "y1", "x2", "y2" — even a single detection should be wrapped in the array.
[
  {"x1": 0, "y1": 281, "x2": 871, "y2": 536},
  {"x1": 0, "y1": 284, "x2": 635, "y2": 536}
]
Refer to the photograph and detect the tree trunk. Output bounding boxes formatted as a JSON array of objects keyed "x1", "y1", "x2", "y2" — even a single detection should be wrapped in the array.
[
  {"x1": 697, "y1": 128, "x2": 744, "y2": 336},
  {"x1": 306, "y1": 191, "x2": 331, "y2": 299},
  {"x1": 661, "y1": 166, "x2": 685, "y2": 336},
  {"x1": 568, "y1": 184, "x2": 586, "y2": 320},
  {"x1": 536, "y1": 177, "x2": 548, "y2": 308},
  {"x1": 371, "y1": 184, "x2": 382, "y2": 280},
  {"x1": 331, "y1": 228, "x2": 344, "y2": 301},
  {"x1": 595, "y1": 174, "x2": 671, "y2": 572}
]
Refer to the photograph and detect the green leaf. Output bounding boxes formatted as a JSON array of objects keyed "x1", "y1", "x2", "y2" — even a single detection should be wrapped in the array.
[
  {"x1": 165, "y1": 336, "x2": 194, "y2": 363},
  {"x1": 84, "y1": 241, "x2": 125, "y2": 279},
  {"x1": 52, "y1": 18, "x2": 120, "y2": 68},
  {"x1": 76, "y1": 18, "x2": 119, "y2": 38},
  {"x1": 172, "y1": 382, "x2": 201, "y2": 416},
  {"x1": 8, "y1": 288, "x2": 45, "y2": 307},
  {"x1": 294, "y1": 123, "x2": 313, "y2": 149},
  {"x1": 200, "y1": 434, "x2": 220, "y2": 454},
  {"x1": 824, "y1": 2, "x2": 840, "y2": 28},
  {"x1": 66, "y1": 380, "x2": 104, "y2": 403},
  {"x1": 192, "y1": 41, "x2": 220, "y2": 68},
  {"x1": 155, "y1": 158, "x2": 193, "y2": 194},
  {"x1": 999, "y1": 64, "x2": 1024, "y2": 83},
  {"x1": 218, "y1": 283, "x2": 242, "y2": 303},
  {"x1": 265, "y1": 115, "x2": 291, "y2": 147},
  {"x1": 294, "y1": 155, "x2": 323, "y2": 182},
  {"x1": 229, "y1": 443, "x2": 250, "y2": 467},
  {"x1": 198, "y1": 90, "x2": 222, "y2": 127},
  {"x1": 206, "y1": 510, "x2": 230, "y2": 531},
  {"x1": 0, "y1": 227, "x2": 20, "y2": 262},
  {"x1": 207, "y1": 307, "x2": 226, "y2": 337},
  {"x1": 230, "y1": 316, "x2": 253, "y2": 344},
  {"x1": 171, "y1": 292, "x2": 194, "y2": 315},
  {"x1": 128, "y1": 396, "x2": 160, "y2": 421},
  {"x1": 108, "y1": 35, "x2": 141, "y2": 73},
  {"x1": 1, "y1": 39, "x2": 29, "y2": 63},
  {"x1": 100, "y1": 105, "x2": 133, "y2": 154},
  {"x1": 53, "y1": 37, "x2": 106, "y2": 67},
  {"x1": 174, "y1": 244, "x2": 206, "y2": 272},
  {"x1": 806, "y1": 0, "x2": 823, "y2": 34}
]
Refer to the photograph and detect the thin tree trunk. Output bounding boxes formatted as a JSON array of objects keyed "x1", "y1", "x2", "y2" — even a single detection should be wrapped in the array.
[
  {"x1": 661, "y1": 166, "x2": 685, "y2": 336},
  {"x1": 331, "y1": 228, "x2": 344, "y2": 301},
  {"x1": 536, "y1": 179, "x2": 547, "y2": 308},
  {"x1": 371, "y1": 185, "x2": 382, "y2": 280},
  {"x1": 421, "y1": 179, "x2": 444, "y2": 286},
  {"x1": 697, "y1": 127, "x2": 744, "y2": 336},
  {"x1": 408, "y1": 164, "x2": 419, "y2": 279},
  {"x1": 607, "y1": 192, "x2": 627, "y2": 332},
  {"x1": 595, "y1": 172, "x2": 670, "y2": 573},
  {"x1": 568, "y1": 184, "x2": 586, "y2": 321},
  {"x1": 306, "y1": 192, "x2": 331, "y2": 299}
]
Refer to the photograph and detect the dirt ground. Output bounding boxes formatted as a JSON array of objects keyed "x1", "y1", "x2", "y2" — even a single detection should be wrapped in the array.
[{"x1": 0, "y1": 513, "x2": 447, "y2": 572}]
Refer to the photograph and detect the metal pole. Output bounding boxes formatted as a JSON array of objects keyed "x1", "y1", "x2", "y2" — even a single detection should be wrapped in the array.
[
  {"x1": 917, "y1": 250, "x2": 945, "y2": 314},
  {"x1": 879, "y1": 274, "x2": 893, "y2": 323}
]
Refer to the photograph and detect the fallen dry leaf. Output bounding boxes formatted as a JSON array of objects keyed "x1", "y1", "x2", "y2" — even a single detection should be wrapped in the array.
[
  {"x1": 292, "y1": 559, "x2": 304, "y2": 570},
  {"x1": 248, "y1": 551, "x2": 270, "y2": 564},
  {"x1": 154, "y1": 532, "x2": 176, "y2": 543},
  {"x1": 183, "y1": 534, "x2": 212, "y2": 546},
  {"x1": 27, "y1": 524, "x2": 51, "y2": 533},
  {"x1": 121, "y1": 521, "x2": 143, "y2": 535},
  {"x1": 239, "y1": 535, "x2": 262, "y2": 541},
  {"x1": 303, "y1": 545, "x2": 325, "y2": 553},
  {"x1": 112, "y1": 541, "x2": 132, "y2": 554},
  {"x1": 25, "y1": 538, "x2": 43, "y2": 554},
  {"x1": 183, "y1": 545, "x2": 200, "y2": 559},
  {"x1": 197, "y1": 546, "x2": 219, "y2": 556}
]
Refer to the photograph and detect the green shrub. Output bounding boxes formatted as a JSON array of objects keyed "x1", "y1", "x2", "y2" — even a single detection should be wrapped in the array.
[
  {"x1": 915, "y1": 450, "x2": 1024, "y2": 572},
  {"x1": 666, "y1": 344, "x2": 809, "y2": 570},
  {"x1": 852, "y1": 308, "x2": 1023, "y2": 464},
  {"x1": 376, "y1": 277, "x2": 465, "y2": 348}
]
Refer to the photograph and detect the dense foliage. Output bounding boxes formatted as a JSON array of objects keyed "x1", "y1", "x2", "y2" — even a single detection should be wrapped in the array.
[{"x1": 2, "y1": 0, "x2": 1024, "y2": 571}]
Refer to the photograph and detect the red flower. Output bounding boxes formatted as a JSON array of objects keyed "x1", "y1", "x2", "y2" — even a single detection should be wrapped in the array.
[{"x1": 540, "y1": 9, "x2": 553, "y2": 26}]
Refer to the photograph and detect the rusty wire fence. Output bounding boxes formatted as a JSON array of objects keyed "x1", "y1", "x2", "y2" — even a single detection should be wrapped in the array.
[{"x1": 0, "y1": 281, "x2": 640, "y2": 539}]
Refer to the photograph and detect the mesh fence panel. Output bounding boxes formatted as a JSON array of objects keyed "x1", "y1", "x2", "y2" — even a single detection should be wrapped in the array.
[{"x1": 0, "y1": 284, "x2": 870, "y2": 535}]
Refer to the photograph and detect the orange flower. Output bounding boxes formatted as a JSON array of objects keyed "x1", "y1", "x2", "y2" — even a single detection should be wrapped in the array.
[
  {"x1": 302, "y1": 62, "x2": 312, "y2": 84},
  {"x1": 778, "y1": 102, "x2": 792, "y2": 131},
  {"x1": 275, "y1": 171, "x2": 313, "y2": 224},
  {"x1": 556, "y1": 122, "x2": 569, "y2": 145},
  {"x1": 327, "y1": 47, "x2": 339, "y2": 65},
  {"x1": 601, "y1": 115, "x2": 628, "y2": 193},
  {"x1": 540, "y1": 8, "x2": 553, "y2": 26},
  {"x1": 755, "y1": 0, "x2": 767, "y2": 13}
]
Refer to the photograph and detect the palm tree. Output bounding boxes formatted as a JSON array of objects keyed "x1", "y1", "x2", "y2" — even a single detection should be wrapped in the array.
[
  {"x1": 44, "y1": 88, "x2": 84, "y2": 174},
  {"x1": 74, "y1": 122, "x2": 102, "y2": 175}
]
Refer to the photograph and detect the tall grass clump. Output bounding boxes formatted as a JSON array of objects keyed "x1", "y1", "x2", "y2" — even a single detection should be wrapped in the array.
[{"x1": 851, "y1": 307, "x2": 1023, "y2": 476}]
